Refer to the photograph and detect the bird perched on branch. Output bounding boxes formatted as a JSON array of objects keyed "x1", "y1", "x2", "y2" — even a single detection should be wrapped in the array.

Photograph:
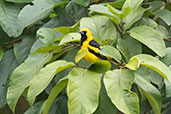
[{"x1": 79, "y1": 28, "x2": 107, "y2": 62}]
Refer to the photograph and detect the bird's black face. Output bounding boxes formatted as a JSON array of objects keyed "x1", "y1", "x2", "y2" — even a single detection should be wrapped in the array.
[{"x1": 79, "y1": 31, "x2": 87, "y2": 46}]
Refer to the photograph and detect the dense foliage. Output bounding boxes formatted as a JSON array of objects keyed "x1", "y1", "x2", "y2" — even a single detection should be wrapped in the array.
[{"x1": 0, "y1": 0, "x2": 171, "y2": 114}]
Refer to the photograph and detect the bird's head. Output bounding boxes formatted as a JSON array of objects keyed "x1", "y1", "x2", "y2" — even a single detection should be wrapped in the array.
[{"x1": 79, "y1": 28, "x2": 93, "y2": 46}]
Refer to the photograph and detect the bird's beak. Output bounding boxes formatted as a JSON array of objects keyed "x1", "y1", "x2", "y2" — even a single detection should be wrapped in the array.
[{"x1": 79, "y1": 31, "x2": 83, "y2": 34}]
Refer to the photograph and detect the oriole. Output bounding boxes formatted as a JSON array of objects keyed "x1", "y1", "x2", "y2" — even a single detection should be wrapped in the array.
[{"x1": 79, "y1": 28, "x2": 106, "y2": 62}]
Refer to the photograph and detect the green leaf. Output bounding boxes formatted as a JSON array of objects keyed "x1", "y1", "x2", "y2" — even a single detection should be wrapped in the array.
[
  {"x1": 65, "y1": 1, "x2": 88, "y2": 22},
  {"x1": 75, "y1": 48, "x2": 88, "y2": 63},
  {"x1": 107, "y1": 4, "x2": 132, "y2": 19},
  {"x1": 67, "y1": 68, "x2": 101, "y2": 114},
  {"x1": 116, "y1": 37, "x2": 142, "y2": 62},
  {"x1": 18, "y1": 0, "x2": 69, "y2": 30},
  {"x1": 134, "y1": 74, "x2": 162, "y2": 114},
  {"x1": 72, "y1": 0, "x2": 90, "y2": 6},
  {"x1": 54, "y1": 22, "x2": 80, "y2": 35},
  {"x1": 100, "y1": 45, "x2": 121, "y2": 63},
  {"x1": 133, "y1": 18, "x2": 158, "y2": 28},
  {"x1": 150, "y1": 1, "x2": 165, "y2": 12},
  {"x1": 106, "y1": 0, "x2": 126, "y2": 9},
  {"x1": 27, "y1": 60, "x2": 74, "y2": 105},
  {"x1": 128, "y1": 54, "x2": 171, "y2": 83},
  {"x1": 5, "y1": 0, "x2": 33, "y2": 3},
  {"x1": 135, "y1": 66, "x2": 151, "y2": 82},
  {"x1": 0, "y1": 27, "x2": 13, "y2": 45},
  {"x1": 155, "y1": 25, "x2": 170, "y2": 39},
  {"x1": 37, "y1": 27, "x2": 56, "y2": 46},
  {"x1": 0, "y1": 49, "x2": 18, "y2": 108},
  {"x1": 94, "y1": 79, "x2": 117, "y2": 114},
  {"x1": 40, "y1": 77, "x2": 68, "y2": 114},
  {"x1": 0, "y1": 1, "x2": 22, "y2": 37},
  {"x1": 126, "y1": 56, "x2": 140, "y2": 70},
  {"x1": 30, "y1": 39, "x2": 47, "y2": 54},
  {"x1": 154, "y1": 9, "x2": 171, "y2": 26},
  {"x1": 0, "y1": 48, "x2": 3, "y2": 62},
  {"x1": 59, "y1": 33, "x2": 81, "y2": 46},
  {"x1": 122, "y1": 6, "x2": 132, "y2": 19},
  {"x1": 129, "y1": 26, "x2": 166, "y2": 57},
  {"x1": 160, "y1": 48, "x2": 171, "y2": 66},
  {"x1": 89, "y1": 5, "x2": 120, "y2": 25},
  {"x1": 89, "y1": 60, "x2": 111, "y2": 73},
  {"x1": 150, "y1": 69, "x2": 163, "y2": 88},
  {"x1": 164, "y1": 65, "x2": 171, "y2": 98},
  {"x1": 7, "y1": 53, "x2": 52, "y2": 113},
  {"x1": 107, "y1": 4, "x2": 122, "y2": 19},
  {"x1": 32, "y1": 45, "x2": 63, "y2": 55},
  {"x1": 24, "y1": 101, "x2": 43, "y2": 114},
  {"x1": 14, "y1": 35, "x2": 34, "y2": 63},
  {"x1": 122, "y1": 0, "x2": 143, "y2": 10},
  {"x1": 123, "y1": 7, "x2": 147, "y2": 29},
  {"x1": 80, "y1": 16, "x2": 117, "y2": 44},
  {"x1": 104, "y1": 69, "x2": 139, "y2": 114}
]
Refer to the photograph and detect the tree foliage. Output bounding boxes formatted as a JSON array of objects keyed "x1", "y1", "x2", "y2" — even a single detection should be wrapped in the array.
[{"x1": 0, "y1": 0, "x2": 171, "y2": 114}]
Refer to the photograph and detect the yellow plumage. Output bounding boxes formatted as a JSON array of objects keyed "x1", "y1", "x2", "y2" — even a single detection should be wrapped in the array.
[{"x1": 79, "y1": 28, "x2": 103, "y2": 62}]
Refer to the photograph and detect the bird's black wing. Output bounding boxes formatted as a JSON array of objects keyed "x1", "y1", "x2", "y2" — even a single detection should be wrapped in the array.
[
  {"x1": 88, "y1": 48, "x2": 107, "y2": 60},
  {"x1": 89, "y1": 40, "x2": 101, "y2": 49}
]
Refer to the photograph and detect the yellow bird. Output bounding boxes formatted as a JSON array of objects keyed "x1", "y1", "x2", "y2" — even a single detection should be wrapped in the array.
[{"x1": 79, "y1": 28, "x2": 106, "y2": 62}]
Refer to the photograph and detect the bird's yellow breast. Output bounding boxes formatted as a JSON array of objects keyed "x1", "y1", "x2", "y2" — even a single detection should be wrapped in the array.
[{"x1": 81, "y1": 41, "x2": 100, "y2": 62}]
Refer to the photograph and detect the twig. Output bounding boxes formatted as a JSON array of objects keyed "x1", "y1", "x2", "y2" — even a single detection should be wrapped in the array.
[
  {"x1": 164, "y1": 38, "x2": 171, "y2": 42},
  {"x1": 0, "y1": 38, "x2": 22, "y2": 51}
]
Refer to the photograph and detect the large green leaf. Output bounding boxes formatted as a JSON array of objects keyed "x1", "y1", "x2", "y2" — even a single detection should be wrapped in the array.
[
  {"x1": 0, "y1": 49, "x2": 18, "y2": 108},
  {"x1": 154, "y1": 9, "x2": 171, "y2": 26},
  {"x1": 0, "y1": 1, "x2": 22, "y2": 37},
  {"x1": 7, "y1": 53, "x2": 52, "y2": 113},
  {"x1": 126, "y1": 54, "x2": 171, "y2": 83},
  {"x1": 67, "y1": 68, "x2": 101, "y2": 114},
  {"x1": 89, "y1": 5, "x2": 120, "y2": 25},
  {"x1": 123, "y1": 7, "x2": 147, "y2": 29},
  {"x1": 104, "y1": 69, "x2": 139, "y2": 114},
  {"x1": 59, "y1": 33, "x2": 81, "y2": 46},
  {"x1": 72, "y1": 0, "x2": 90, "y2": 6},
  {"x1": 0, "y1": 48, "x2": 3, "y2": 62},
  {"x1": 5, "y1": 0, "x2": 33, "y2": 3},
  {"x1": 160, "y1": 48, "x2": 171, "y2": 66},
  {"x1": 89, "y1": 60, "x2": 111, "y2": 73},
  {"x1": 122, "y1": 0, "x2": 143, "y2": 10},
  {"x1": 14, "y1": 35, "x2": 34, "y2": 63},
  {"x1": 116, "y1": 37, "x2": 142, "y2": 62},
  {"x1": 27, "y1": 60, "x2": 74, "y2": 105},
  {"x1": 37, "y1": 27, "x2": 56, "y2": 46},
  {"x1": 129, "y1": 26, "x2": 166, "y2": 57},
  {"x1": 94, "y1": 80, "x2": 117, "y2": 114},
  {"x1": 40, "y1": 77, "x2": 68, "y2": 114},
  {"x1": 18, "y1": 0, "x2": 69, "y2": 30},
  {"x1": 134, "y1": 74, "x2": 162, "y2": 114},
  {"x1": 80, "y1": 16, "x2": 117, "y2": 44},
  {"x1": 100, "y1": 45, "x2": 121, "y2": 63}
]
